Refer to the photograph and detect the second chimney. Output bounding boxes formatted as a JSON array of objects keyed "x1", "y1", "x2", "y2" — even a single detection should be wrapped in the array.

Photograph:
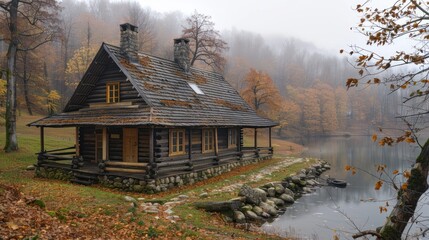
[
  {"x1": 174, "y1": 38, "x2": 190, "y2": 72},
  {"x1": 120, "y1": 23, "x2": 139, "y2": 63}
]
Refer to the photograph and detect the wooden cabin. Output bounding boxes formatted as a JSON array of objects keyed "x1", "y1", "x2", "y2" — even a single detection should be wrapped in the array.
[{"x1": 29, "y1": 23, "x2": 277, "y2": 192}]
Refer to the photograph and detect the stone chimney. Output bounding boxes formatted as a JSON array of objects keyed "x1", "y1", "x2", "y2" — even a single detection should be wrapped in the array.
[
  {"x1": 174, "y1": 38, "x2": 190, "y2": 72},
  {"x1": 120, "y1": 23, "x2": 139, "y2": 63}
]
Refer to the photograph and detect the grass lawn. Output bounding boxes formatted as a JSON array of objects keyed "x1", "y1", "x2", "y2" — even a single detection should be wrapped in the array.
[{"x1": 0, "y1": 114, "x2": 312, "y2": 239}]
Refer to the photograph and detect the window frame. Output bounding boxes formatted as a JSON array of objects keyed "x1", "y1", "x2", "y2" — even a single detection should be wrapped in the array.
[
  {"x1": 106, "y1": 82, "x2": 120, "y2": 103},
  {"x1": 169, "y1": 129, "x2": 186, "y2": 156},
  {"x1": 228, "y1": 128, "x2": 237, "y2": 148},
  {"x1": 202, "y1": 128, "x2": 215, "y2": 153}
]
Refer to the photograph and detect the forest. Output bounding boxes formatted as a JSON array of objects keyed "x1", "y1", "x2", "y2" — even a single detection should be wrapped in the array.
[{"x1": 0, "y1": 0, "x2": 409, "y2": 137}]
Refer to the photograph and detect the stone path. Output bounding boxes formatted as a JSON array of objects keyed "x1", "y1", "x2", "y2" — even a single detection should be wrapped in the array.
[
  {"x1": 212, "y1": 157, "x2": 307, "y2": 194},
  {"x1": 121, "y1": 157, "x2": 313, "y2": 221}
]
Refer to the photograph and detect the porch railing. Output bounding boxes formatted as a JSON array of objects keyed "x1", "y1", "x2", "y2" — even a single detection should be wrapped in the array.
[{"x1": 37, "y1": 146, "x2": 82, "y2": 169}]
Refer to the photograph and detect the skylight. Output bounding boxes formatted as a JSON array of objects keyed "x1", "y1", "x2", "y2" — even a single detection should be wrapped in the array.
[{"x1": 188, "y1": 83, "x2": 204, "y2": 95}]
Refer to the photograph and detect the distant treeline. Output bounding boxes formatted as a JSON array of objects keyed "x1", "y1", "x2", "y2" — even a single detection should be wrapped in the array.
[{"x1": 0, "y1": 0, "x2": 409, "y2": 135}]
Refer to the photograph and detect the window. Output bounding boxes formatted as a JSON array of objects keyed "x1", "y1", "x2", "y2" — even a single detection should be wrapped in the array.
[
  {"x1": 188, "y1": 82, "x2": 204, "y2": 95},
  {"x1": 106, "y1": 82, "x2": 120, "y2": 103},
  {"x1": 202, "y1": 129, "x2": 215, "y2": 153},
  {"x1": 169, "y1": 129, "x2": 185, "y2": 156},
  {"x1": 228, "y1": 128, "x2": 237, "y2": 148}
]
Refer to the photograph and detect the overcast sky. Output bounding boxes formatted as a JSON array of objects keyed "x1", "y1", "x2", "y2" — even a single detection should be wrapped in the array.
[{"x1": 140, "y1": 0, "x2": 364, "y2": 53}]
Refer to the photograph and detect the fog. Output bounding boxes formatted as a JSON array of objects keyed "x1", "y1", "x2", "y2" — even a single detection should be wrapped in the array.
[{"x1": 141, "y1": 0, "x2": 364, "y2": 53}]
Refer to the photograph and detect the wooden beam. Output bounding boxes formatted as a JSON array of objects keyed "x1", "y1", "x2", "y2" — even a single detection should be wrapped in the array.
[
  {"x1": 102, "y1": 128, "x2": 107, "y2": 160},
  {"x1": 254, "y1": 128, "x2": 258, "y2": 148},
  {"x1": 75, "y1": 127, "x2": 80, "y2": 157},
  {"x1": 149, "y1": 127, "x2": 154, "y2": 164},
  {"x1": 214, "y1": 128, "x2": 219, "y2": 156},
  {"x1": 269, "y1": 127, "x2": 272, "y2": 148},
  {"x1": 188, "y1": 128, "x2": 192, "y2": 161},
  {"x1": 40, "y1": 127, "x2": 45, "y2": 152}
]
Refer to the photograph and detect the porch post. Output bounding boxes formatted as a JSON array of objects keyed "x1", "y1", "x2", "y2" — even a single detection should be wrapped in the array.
[
  {"x1": 149, "y1": 127, "x2": 154, "y2": 164},
  {"x1": 75, "y1": 127, "x2": 80, "y2": 157},
  {"x1": 254, "y1": 128, "x2": 258, "y2": 148},
  {"x1": 102, "y1": 127, "x2": 107, "y2": 160},
  {"x1": 269, "y1": 127, "x2": 272, "y2": 148},
  {"x1": 188, "y1": 128, "x2": 192, "y2": 160},
  {"x1": 40, "y1": 127, "x2": 45, "y2": 152},
  {"x1": 214, "y1": 128, "x2": 219, "y2": 156}
]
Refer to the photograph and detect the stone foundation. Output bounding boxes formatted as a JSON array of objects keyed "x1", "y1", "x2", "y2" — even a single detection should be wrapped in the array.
[
  {"x1": 35, "y1": 166, "x2": 74, "y2": 181},
  {"x1": 36, "y1": 155, "x2": 272, "y2": 193}
]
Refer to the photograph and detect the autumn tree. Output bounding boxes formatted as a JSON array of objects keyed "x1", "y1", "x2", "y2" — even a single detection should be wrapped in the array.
[
  {"x1": 182, "y1": 11, "x2": 228, "y2": 72},
  {"x1": 241, "y1": 68, "x2": 281, "y2": 115},
  {"x1": 345, "y1": 1, "x2": 429, "y2": 239},
  {"x1": 313, "y1": 81, "x2": 338, "y2": 133},
  {"x1": 0, "y1": 0, "x2": 60, "y2": 152},
  {"x1": 334, "y1": 86, "x2": 348, "y2": 129},
  {"x1": 125, "y1": 1, "x2": 157, "y2": 53},
  {"x1": 65, "y1": 46, "x2": 97, "y2": 88}
]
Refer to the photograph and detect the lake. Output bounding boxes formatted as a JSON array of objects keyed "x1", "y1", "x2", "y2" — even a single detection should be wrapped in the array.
[{"x1": 262, "y1": 136, "x2": 429, "y2": 239}]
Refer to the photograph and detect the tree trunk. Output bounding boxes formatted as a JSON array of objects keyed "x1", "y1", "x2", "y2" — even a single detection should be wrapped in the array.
[
  {"x1": 4, "y1": 0, "x2": 19, "y2": 152},
  {"x1": 378, "y1": 139, "x2": 429, "y2": 239}
]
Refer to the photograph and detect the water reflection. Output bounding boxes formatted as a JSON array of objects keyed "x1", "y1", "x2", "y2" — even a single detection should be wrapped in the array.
[{"x1": 262, "y1": 136, "x2": 424, "y2": 239}]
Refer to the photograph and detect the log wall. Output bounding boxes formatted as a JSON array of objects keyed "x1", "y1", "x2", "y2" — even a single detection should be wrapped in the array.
[
  {"x1": 138, "y1": 128, "x2": 151, "y2": 163},
  {"x1": 218, "y1": 128, "x2": 228, "y2": 150},
  {"x1": 85, "y1": 60, "x2": 147, "y2": 106},
  {"x1": 80, "y1": 127, "x2": 95, "y2": 162},
  {"x1": 108, "y1": 127, "x2": 122, "y2": 161}
]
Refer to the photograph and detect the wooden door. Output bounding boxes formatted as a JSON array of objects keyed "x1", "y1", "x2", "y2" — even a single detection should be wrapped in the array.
[{"x1": 123, "y1": 128, "x2": 138, "y2": 162}]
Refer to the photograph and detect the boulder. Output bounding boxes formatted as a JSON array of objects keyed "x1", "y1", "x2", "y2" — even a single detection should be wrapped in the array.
[
  {"x1": 279, "y1": 194, "x2": 294, "y2": 204},
  {"x1": 259, "y1": 202, "x2": 277, "y2": 216},
  {"x1": 298, "y1": 173, "x2": 307, "y2": 179},
  {"x1": 233, "y1": 211, "x2": 246, "y2": 223},
  {"x1": 238, "y1": 184, "x2": 267, "y2": 205},
  {"x1": 252, "y1": 206, "x2": 264, "y2": 216},
  {"x1": 284, "y1": 188, "x2": 295, "y2": 198},
  {"x1": 291, "y1": 176, "x2": 301, "y2": 185},
  {"x1": 261, "y1": 212, "x2": 271, "y2": 218},
  {"x1": 199, "y1": 192, "x2": 209, "y2": 198},
  {"x1": 267, "y1": 187, "x2": 276, "y2": 197},
  {"x1": 263, "y1": 182, "x2": 275, "y2": 188},
  {"x1": 244, "y1": 210, "x2": 260, "y2": 220},
  {"x1": 26, "y1": 165, "x2": 35, "y2": 171},
  {"x1": 123, "y1": 196, "x2": 137, "y2": 203},
  {"x1": 266, "y1": 199, "x2": 276, "y2": 207},
  {"x1": 274, "y1": 184, "x2": 285, "y2": 195},
  {"x1": 241, "y1": 205, "x2": 253, "y2": 212},
  {"x1": 268, "y1": 197, "x2": 285, "y2": 206}
]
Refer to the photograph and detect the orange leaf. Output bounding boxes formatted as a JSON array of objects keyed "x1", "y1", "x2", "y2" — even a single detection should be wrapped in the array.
[
  {"x1": 401, "y1": 182, "x2": 408, "y2": 190},
  {"x1": 392, "y1": 170, "x2": 399, "y2": 175},
  {"x1": 345, "y1": 165, "x2": 352, "y2": 171},
  {"x1": 375, "y1": 180, "x2": 383, "y2": 190},
  {"x1": 405, "y1": 137, "x2": 415, "y2": 143},
  {"x1": 372, "y1": 134, "x2": 377, "y2": 142}
]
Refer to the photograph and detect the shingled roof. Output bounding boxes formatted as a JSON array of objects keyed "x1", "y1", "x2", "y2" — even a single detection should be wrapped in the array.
[{"x1": 29, "y1": 43, "x2": 277, "y2": 128}]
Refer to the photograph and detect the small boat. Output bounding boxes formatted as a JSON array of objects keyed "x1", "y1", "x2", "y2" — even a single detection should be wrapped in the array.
[{"x1": 327, "y1": 178, "x2": 347, "y2": 188}]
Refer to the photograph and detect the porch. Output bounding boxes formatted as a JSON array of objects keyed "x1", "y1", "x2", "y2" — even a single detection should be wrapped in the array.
[{"x1": 35, "y1": 126, "x2": 274, "y2": 188}]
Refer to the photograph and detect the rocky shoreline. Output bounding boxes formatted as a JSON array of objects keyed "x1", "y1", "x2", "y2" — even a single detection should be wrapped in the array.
[{"x1": 195, "y1": 160, "x2": 331, "y2": 224}]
